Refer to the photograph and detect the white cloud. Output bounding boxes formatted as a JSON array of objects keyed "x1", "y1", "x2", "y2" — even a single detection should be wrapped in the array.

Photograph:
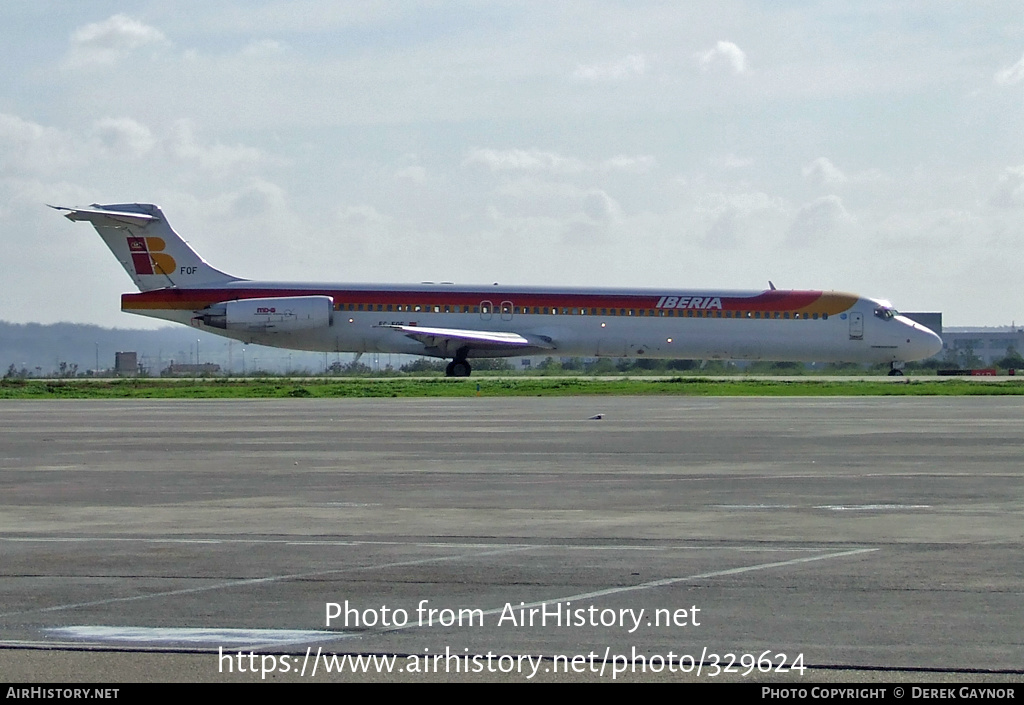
[
  {"x1": 802, "y1": 157, "x2": 888, "y2": 188},
  {"x1": 224, "y1": 180, "x2": 287, "y2": 218},
  {"x1": 697, "y1": 41, "x2": 747, "y2": 74},
  {"x1": 601, "y1": 155, "x2": 656, "y2": 173},
  {"x1": 463, "y1": 149, "x2": 654, "y2": 175},
  {"x1": 705, "y1": 207, "x2": 739, "y2": 248},
  {"x1": 241, "y1": 39, "x2": 287, "y2": 57},
  {"x1": 463, "y1": 149, "x2": 585, "y2": 174},
  {"x1": 582, "y1": 190, "x2": 621, "y2": 222},
  {"x1": 991, "y1": 165, "x2": 1024, "y2": 207},
  {"x1": 394, "y1": 165, "x2": 426, "y2": 184},
  {"x1": 92, "y1": 118, "x2": 155, "y2": 159},
  {"x1": 786, "y1": 195, "x2": 850, "y2": 246},
  {"x1": 802, "y1": 157, "x2": 848, "y2": 186},
  {"x1": 490, "y1": 178, "x2": 594, "y2": 219},
  {"x1": 337, "y1": 204, "x2": 392, "y2": 227},
  {"x1": 573, "y1": 54, "x2": 647, "y2": 81},
  {"x1": 0, "y1": 113, "x2": 80, "y2": 175},
  {"x1": 994, "y1": 53, "x2": 1024, "y2": 85},
  {"x1": 709, "y1": 153, "x2": 754, "y2": 170},
  {"x1": 697, "y1": 191, "x2": 788, "y2": 248},
  {"x1": 165, "y1": 121, "x2": 264, "y2": 175},
  {"x1": 65, "y1": 15, "x2": 167, "y2": 67}
]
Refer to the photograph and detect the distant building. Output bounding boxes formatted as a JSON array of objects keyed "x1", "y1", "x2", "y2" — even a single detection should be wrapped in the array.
[
  {"x1": 114, "y1": 351, "x2": 138, "y2": 376},
  {"x1": 902, "y1": 312, "x2": 942, "y2": 337},
  {"x1": 939, "y1": 327, "x2": 1024, "y2": 366}
]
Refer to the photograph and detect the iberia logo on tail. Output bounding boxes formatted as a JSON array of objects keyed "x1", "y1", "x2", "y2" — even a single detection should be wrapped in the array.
[{"x1": 127, "y1": 236, "x2": 176, "y2": 275}]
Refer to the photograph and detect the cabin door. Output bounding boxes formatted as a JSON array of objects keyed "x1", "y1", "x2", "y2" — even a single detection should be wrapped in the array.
[{"x1": 849, "y1": 312, "x2": 864, "y2": 340}]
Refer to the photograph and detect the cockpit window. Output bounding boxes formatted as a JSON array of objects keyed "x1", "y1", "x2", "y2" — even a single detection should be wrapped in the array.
[{"x1": 874, "y1": 306, "x2": 897, "y2": 321}]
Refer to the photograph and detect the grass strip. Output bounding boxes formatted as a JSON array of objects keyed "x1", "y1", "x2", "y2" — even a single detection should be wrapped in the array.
[{"x1": 2, "y1": 377, "x2": 1023, "y2": 399}]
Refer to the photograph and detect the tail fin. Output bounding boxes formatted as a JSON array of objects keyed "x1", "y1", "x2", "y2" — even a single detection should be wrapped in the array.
[{"x1": 51, "y1": 203, "x2": 241, "y2": 292}]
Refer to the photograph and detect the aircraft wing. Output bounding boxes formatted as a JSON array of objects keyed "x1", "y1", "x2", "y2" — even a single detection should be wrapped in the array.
[
  {"x1": 378, "y1": 324, "x2": 555, "y2": 356},
  {"x1": 48, "y1": 205, "x2": 158, "y2": 227}
]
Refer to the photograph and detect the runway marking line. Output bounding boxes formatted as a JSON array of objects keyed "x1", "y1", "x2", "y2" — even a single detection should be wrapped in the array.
[
  {"x1": 44, "y1": 626, "x2": 342, "y2": 646},
  {"x1": 374, "y1": 547, "x2": 878, "y2": 636},
  {"x1": 0, "y1": 545, "x2": 536, "y2": 619},
  {"x1": 6, "y1": 547, "x2": 879, "y2": 649},
  {"x1": 1, "y1": 539, "x2": 877, "y2": 647}
]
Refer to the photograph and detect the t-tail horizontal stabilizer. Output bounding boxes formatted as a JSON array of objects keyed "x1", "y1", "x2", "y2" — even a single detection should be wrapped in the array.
[{"x1": 51, "y1": 203, "x2": 241, "y2": 292}]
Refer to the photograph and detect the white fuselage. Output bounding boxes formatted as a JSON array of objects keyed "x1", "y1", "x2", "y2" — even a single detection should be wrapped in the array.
[{"x1": 122, "y1": 281, "x2": 943, "y2": 365}]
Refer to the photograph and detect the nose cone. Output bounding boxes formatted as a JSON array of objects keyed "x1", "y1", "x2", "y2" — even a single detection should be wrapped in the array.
[{"x1": 903, "y1": 321, "x2": 943, "y2": 361}]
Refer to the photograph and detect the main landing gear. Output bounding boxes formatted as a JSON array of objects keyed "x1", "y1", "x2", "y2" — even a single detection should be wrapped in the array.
[
  {"x1": 445, "y1": 347, "x2": 472, "y2": 377},
  {"x1": 888, "y1": 361, "x2": 905, "y2": 377}
]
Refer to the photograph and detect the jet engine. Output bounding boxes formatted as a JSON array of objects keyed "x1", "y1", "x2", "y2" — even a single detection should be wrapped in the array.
[{"x1": 196, "y1": 295, "x2": 333, "y2": 332}]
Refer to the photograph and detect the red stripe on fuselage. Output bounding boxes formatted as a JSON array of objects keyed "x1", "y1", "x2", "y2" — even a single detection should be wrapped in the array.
[{"x1": 122, "y1": 288, "x2": 827, "y2": 312}]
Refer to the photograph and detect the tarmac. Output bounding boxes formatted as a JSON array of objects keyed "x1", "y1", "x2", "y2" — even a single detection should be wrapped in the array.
[{"x1": 1, "y1": 397, "x2": 1022, "y2": 683}]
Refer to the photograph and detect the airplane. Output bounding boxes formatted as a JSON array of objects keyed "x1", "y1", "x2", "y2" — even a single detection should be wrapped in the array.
[{"x1": 53, "y1": 202, "x2": 943, "y2": 376}]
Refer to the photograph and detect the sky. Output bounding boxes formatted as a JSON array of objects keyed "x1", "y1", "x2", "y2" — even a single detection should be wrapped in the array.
[{"x1": 1, "y1": 1, "x2": 1022, "y2": 328}]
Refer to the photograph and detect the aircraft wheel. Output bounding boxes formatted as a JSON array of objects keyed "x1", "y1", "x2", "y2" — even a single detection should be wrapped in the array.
[
  {"x1": 888, "y1": 368, "x2": 904, "y2": 376},
  {"x1": 444, "y1": 361, "x2": 456, "y2": 377},
  {"x1": 451, "y1": 360, "x2": 472, "y2": 377}
]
